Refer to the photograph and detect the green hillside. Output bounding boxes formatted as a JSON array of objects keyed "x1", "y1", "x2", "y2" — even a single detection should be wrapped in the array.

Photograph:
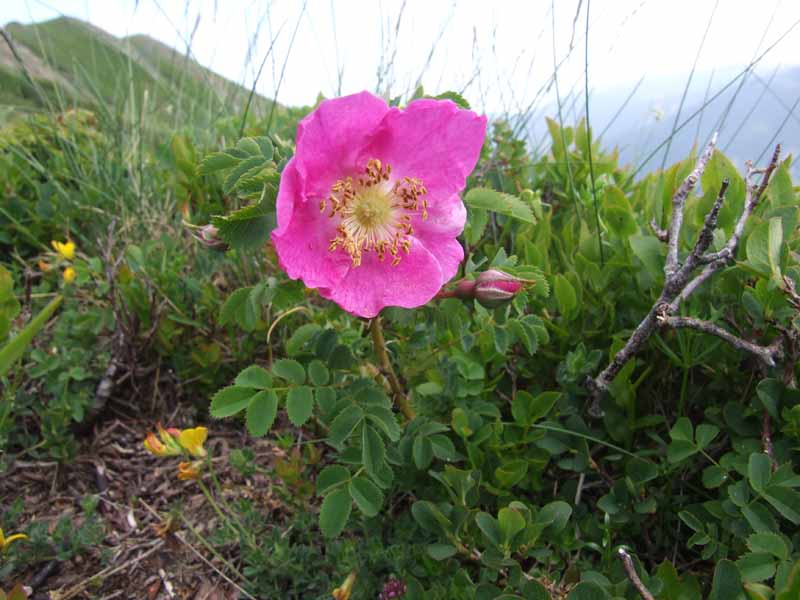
[{"x1": 0, "y1": 16, "x2": 270, "y2": 127}]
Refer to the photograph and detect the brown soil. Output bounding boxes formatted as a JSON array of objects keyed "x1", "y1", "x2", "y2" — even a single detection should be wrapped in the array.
[{"x1": 1, "y1": 412, "x2": 289, "y2": 600}]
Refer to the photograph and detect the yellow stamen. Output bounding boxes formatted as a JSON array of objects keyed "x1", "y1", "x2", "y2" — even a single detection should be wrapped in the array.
[{"x1": 325, "y1": 159, "x2": 427, "y2": 267}]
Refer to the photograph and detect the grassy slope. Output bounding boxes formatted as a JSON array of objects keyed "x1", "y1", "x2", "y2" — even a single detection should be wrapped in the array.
[{"x1": 0, "y1": 16, "x2": 270, "y2": 127}]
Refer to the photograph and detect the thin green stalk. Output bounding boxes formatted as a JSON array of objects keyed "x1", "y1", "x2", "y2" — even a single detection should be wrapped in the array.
[
  {"x1": 583, "y1": 0, "x2": 604, "y2": 267},
  {"x1": 179, "y1": 512, "x2": 252, "y2": 586}
]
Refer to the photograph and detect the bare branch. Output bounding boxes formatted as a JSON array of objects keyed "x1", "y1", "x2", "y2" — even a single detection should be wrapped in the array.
[
  {"x1": 660, "y1": 315, "x2": 781, "y2": 367},
  {"x1": 650, "y1": 218, "x2": 669, "y2": 243},
  {"x1": 691, "y1": 178, "x2": 729, "y2": 261},
  {"x1": 618, "y1": 548, "x2": 655, "y2": 600},
  {"x1": 665, "y1": 133, "x2": 717, "y2": 279},
  {"x1": 587, "y1": 140, "x2": 782, "y2": 415}
]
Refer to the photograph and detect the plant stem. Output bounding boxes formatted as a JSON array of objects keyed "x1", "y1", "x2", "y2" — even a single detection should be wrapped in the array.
[{"x1": 370, "y1": 316, "x2": 415, "y2": 420}]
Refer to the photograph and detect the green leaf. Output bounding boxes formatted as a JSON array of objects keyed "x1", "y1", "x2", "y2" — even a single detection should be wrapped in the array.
[
  {"x1": 695, "y1": 423, "x2": 719, "y2": 450},
  {"x1": 495, "y1": 459, "x2": 528, "y2": 488},
  {"x1": 498, "y1": 507, "x2": 526, "y2": 544},
  {"x1": 670, "y1": 417, "x2": 694, "y2": 441},
  {"x1": 272, "y1": 358, "x2": 306, "y2": 385},
  {"x1": 777, "y1": 561, "x2": 800, "y2": 600},
  {"x1": 703, "y1": 465, "x2": 729, "y2": 488},
  {"x1": 748, "y1": 453, "x2": 772, "y2": 493},
  {"x1": 433, "y1": 91, "x2": 470, "y2": 108},
  {"x1": 211, "y1": 201, "x2": 273, "y2": 250},
  {"x1": 219, "y1": 287, "x2": 253, "y2": 326},
  {"x1": 413, "y1": 435, "x2": 434, "y2": 470},
  {"x1": 327, "y1": 405, "x2": 364, "y2": 446},
  {"x1": 747, "y1": 532, "x2": 789, "y2": 560},
  {"x1": 246, "y1": 390, "x2": 278, "y2": 436},
  {"x1": 553, "y1": 275, "x2": 576, "y2": 317},
  {"x1": 430, "y1": 434, "x2": 458, "y2": 461},
  {"x1": 768, "y1": 217, "x2": 784, "y2": 280},
  {"x1": 0, "y1": 266, "x2": 21, "y2": 340},
  {"x1": 307, "y1": 359, "x2": 330, "y2": 386},
  {"x1": 475, "y1": 512, "x2": 502, "y2": 546},
  {"x1": 234, "y1": 365, "x2": 273, "y2": 389},
  {"x1": 236, "y1": 137, "x2": 262, "y2": 155},
  {"x1": 511, "y1": 391, "x2": 560, "y2": 426},
  {"x1": 426, "y1": 543, "x2": 457, "y2": 560},
  {"x1": 286, "y1": 323, "x2": 322, "y2": 356},
  {"x1": 708, "y1": 560, "x2": 746, "y2": 600},
  {"x1": 286, "y1": 386, "x2": 314, "y2": 426},
  {"x1": 365, "y1": 406, "x2": 401, "y2": 442},
  {"x1": 538, "y1": 501, "x2": 572, "y2": 533},
  {"x1": 319, "y1": 487, "x2": 351, "y2": 537},
  {"x1": 668, "y1": 440, "x2": 697, "y2": 463},
  {"x1": 747, "y1": 221, "x2": 773, "y2": 279},
  {"x1": 210, "y1": 385, "x2": 255, "y2": 418},
  {"x1": 316, "y1": 465, "x2": 350, "y2": 495},
  {"x1": 630, "y1": 235, "x2": 664, "y2": 279},
  {"x1": 0, "y1": 295, "x2": 62, "y2": 377},
  {"x1": 602, "y1": 186, "x2": 638, "y2": 238},
  {"x1": 567, "y1": 582, "x2": 610, "y2": 600},
  {"x1": 736, "y1": 553, "x2": 776, "y2": 583},
  {"x1": 349, "y1": 476, "x2": 383, "y2": 517},
  {"x1": 464, "y1": 187, "x2": 535, "y2": 224},
  {"x1": 254, "y1": 136, "x2": 274, "y2": 159},
  {"x1": 197, "y1": 151, "x2": 240, "y2": 175},
  {"x1": 222, "y1": 156, "x2": 265, "y2": 193},
  {"x1": 362, "y1": 425, "x2": 385, "y2": 478},
  {"x1": 763, "y1": 486, "x2": 800, "y2": 524}
]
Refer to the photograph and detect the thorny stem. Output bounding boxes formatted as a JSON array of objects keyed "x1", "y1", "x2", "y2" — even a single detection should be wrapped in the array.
[{"x1": 370, "y1": 316, "x2": 416, "y2": 420}]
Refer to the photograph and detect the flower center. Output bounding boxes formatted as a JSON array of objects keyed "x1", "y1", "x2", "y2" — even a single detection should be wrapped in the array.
[{"x1": 322, "y1": 159, "x2": 427, "y2": 267}]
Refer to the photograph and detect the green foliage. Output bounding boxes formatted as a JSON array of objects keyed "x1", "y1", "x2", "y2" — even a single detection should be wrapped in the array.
[{"x1": 4, "y1": 73, "x2": 800, "y2": 599}]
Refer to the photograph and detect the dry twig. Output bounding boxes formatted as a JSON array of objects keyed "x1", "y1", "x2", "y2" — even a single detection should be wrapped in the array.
[
  {"x1": 618, "y1": 548, "x2": 655, "y2": 600},
  {"x1": 586, "y1": 136, "x2": 782, "y2": 415}
]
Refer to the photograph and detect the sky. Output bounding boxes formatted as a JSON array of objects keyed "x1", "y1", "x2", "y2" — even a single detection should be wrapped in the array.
[{"x1": 2, "y1": 0, "x2": 800, "y2": 115}]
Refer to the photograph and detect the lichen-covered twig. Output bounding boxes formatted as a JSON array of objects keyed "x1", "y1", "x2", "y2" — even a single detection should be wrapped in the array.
[{"x1": 586, "y1": 137, "x2": 782, "y2": 416}]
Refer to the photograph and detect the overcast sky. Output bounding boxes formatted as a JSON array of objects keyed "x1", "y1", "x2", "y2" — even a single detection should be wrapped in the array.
[{"x1": 3, "y1": 0, "x2": 800, "y2": 114}]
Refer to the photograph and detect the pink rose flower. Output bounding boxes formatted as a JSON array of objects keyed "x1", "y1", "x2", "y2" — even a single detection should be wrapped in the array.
[{"x1": 271, "y1": 91, "x2": 487, "y2": 318}]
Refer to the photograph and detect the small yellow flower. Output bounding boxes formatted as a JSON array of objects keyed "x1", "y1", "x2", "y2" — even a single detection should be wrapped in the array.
[
  {"x1": 0, "y1": 527, "x2": 28, "y2": 552},
  {"x1": 177, "y1": 461, "x2": 202, "y2": 481},
  {"x1": 51, "y1": 240, "x2": 76, "y2": 260},
  {"x1": 332, "y1": 572, "x2": 356, "y2": 600},
  {"x1": 62, "y1": 267, "x2": 77, "y2": 283},
  {"x1": 178, "y1": 426, "x2": 208, "y2": 457}
]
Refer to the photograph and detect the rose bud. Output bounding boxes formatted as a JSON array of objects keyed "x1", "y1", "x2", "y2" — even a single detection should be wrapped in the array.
[
  {"x1": 191, "y1": 224, "x2": 229, "y2": 251},
  {"x1": 474, "y1": 269, "x2": 523, "y2": 308}
]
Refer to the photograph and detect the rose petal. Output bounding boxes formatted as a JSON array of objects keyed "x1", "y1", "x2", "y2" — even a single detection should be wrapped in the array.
[
  {"x1": 318, "y1": 238, "x2": 444, "y2": 318},
  {"x1": 295, "y1": 91, "x2": 389, "y2": 198},
  {"x1": 272, "y1": 159, "x2": 351, "y2": 289},
  {"x1": 360, "y1": 99, "x2": 487, "y2": 202}
]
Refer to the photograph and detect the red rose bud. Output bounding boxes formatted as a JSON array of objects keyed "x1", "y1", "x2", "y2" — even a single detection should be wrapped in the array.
[{"x1": 474, "y1": 269, "x2": 523, "y2": 308}]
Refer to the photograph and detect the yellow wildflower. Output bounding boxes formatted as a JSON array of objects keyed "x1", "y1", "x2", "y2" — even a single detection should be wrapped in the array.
[
  {"x1": 332, "y1": 572, "x2": 356, "y2": 600},
  {"x1": 51, "y1": 240, "x2": 75, "y2": 260},
  {"x1": 0, "y1": 527, "x2": 28, "y2": 552},
  {"x1": 178, "y1": 426, "x2": 208, "y2": 457},
  {"x1": 62, "y1": 267, "x2": 77, "y2": 283},
  {"x1": 177, "y1": 461, "x2": 202, "y2": 481}
]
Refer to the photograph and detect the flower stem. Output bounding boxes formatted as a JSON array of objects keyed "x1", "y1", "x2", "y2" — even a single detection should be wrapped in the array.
[{"x1": 369, "y1": 316, "x2": 415, "y2": 420}]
